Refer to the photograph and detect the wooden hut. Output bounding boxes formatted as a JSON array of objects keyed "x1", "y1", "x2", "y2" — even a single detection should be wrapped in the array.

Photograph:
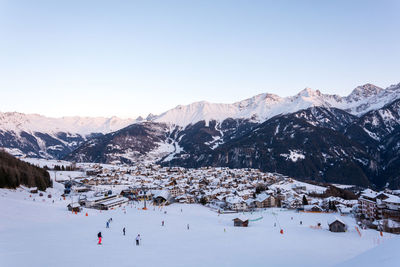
[
  {"x1": 328, "y1": 218, "x2": 347, "y2": 232},
  {"x1": 233, "y1": 217, "x2": 249, "y2": 227},
  {"x1": 67, "y1": 203, "x2": 81, "y2": 212}
]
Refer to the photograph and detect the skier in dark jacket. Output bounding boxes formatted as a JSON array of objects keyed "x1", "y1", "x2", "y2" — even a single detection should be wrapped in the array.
[
  {"x1": 98, "y1": 232, "x2": 102, "y2": 245},
  {"x1": 123, "y1": 227, "x2": 126, "y2": 236},
  {"x1": 135, "y1": 234, "x2": 141, "y2": 246}
]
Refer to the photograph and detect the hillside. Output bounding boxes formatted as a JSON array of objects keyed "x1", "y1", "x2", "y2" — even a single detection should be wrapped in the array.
[{"x1": 0, "y1": 150, "x2": 52, "y2": 191}]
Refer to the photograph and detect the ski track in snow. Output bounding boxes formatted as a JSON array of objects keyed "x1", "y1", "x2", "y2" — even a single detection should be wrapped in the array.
[{"x1": 0, "y1": 183, "x2": 397, "y2": 267}]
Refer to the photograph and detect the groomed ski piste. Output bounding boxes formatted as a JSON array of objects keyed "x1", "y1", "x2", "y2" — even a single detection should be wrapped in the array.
[{"x1": 0, "y1": 182, "x2": 398, "y2": 267}]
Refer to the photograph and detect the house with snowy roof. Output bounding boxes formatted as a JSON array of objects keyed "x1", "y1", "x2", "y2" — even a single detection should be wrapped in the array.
[
  {"x1": 153, "y1": 190, "x2": 172, "y2": 205},
  {"x1": 254, "y1": 193, "x2": 275, "y2": 208},
  {"x1": 67, "y1": 202, "x2": 81, "y2": 212},
  {"x1": 304, "y1": 204, "x2": 323, "y2": 212},
  {"x1": 359, "y1": 189, "x2": 389, "y2": 220},
  {"x1": 233, "y1": 216, "x2": 249, "y2": 227},
  {"x1": 379, "y1": 194, "x2": 400, "y2": 231},
  {"x1": 226, "y1": 196, "x2": 247, "y2": 211},
  {"x1": 328, "y1": 217, "x2": 347, "y2": 232}
]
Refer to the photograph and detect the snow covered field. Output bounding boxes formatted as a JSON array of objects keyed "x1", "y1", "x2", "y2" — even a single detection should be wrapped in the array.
[{"x1": 0, "y1": 186, "x2": 397, "y2": 267}]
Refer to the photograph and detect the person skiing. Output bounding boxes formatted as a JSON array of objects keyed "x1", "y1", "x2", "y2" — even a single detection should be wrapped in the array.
[
  {"x1": 162, "y1": 220, "x2": 164, "y2": 226},
  {"x1": 187, "y1": 224, "x2": 189, "y2": 230},
  {"x1": 123, "y1": 227, "x2": 126, "y2": 236},
  {"x1": 106, "y1": 221, "x2": 109, "y2": 228},
  {"x1": 135, "y1": 234, "x2": 141, "y2": 246},
  {"x1": 97, "y1": 232, "x2": 102, "y2": 245}
]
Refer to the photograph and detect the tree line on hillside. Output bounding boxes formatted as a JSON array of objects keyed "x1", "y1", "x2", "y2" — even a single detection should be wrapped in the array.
[
  {"x1": 0, "y1": 151, "x2": 52, "y2": 191},
  {"x1": 43, "y1": 164, "x2": 77, "y2": 171}
]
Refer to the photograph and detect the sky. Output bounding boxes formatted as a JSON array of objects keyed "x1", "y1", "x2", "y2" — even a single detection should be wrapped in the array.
[{"x1": 0, "y1": 0, "x2": 399, "y2": 118}]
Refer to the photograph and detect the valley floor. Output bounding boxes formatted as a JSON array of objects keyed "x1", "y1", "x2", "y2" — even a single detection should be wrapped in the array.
[{"x1": 0, "y1": 187, "x2": 397, "y2": 267}]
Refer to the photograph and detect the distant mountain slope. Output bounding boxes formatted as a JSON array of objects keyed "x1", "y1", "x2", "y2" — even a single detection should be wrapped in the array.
[
  {"x1": 345, "y1": 98, "x2": 400, "y2": 188},
  {"x1": 167, "y1": 107, "x2": 372, "y2": 187},
  {"x1": 64, "y1": 122, "x2": 171, "y2": 164},
  {"x1": 0, "y1": 112, "x2": 137, "y2": 159},
  {"x1": 2, "y1": 82, "x2": 400, "y2": 188},
  {"x1": 0, "y1": 112, "x2": 136, "y2": 135},
  {"x1": 64, "y1": 83, "x2": 400, "y2": 188},
  {"x1": 65, "y1": 119, "x2": 259, "y2": 165},
  {"x1": 0, "y1": 150, "x2": 51, "y2": 191}
]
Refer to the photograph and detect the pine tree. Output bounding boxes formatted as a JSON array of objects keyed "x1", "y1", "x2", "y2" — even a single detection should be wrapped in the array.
[{"x1": 302, "y1": 195, "x2": 308, "y2": 206}]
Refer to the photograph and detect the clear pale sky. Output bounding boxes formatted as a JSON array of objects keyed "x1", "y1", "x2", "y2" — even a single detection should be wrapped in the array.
[{"x1": 0, "y1": 0, "x2": 399, "y2": 118}]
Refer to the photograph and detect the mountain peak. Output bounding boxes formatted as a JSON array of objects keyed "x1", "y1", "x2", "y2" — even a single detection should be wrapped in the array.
[
  {"x1": 297, "y1": 87, "x2": 322, "y2": 98},
  {"x1": 348, "y1": 83, "x2": 383, "y2": 100},
  {"x1": 387, "y1": 82, "x2": 400, "y2": 91}
]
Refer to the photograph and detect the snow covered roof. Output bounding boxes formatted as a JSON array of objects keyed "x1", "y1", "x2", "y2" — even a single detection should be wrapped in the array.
[
  {"x1": 304, "y1": 204, "x2": 322, "y2": 211},
  {"x1": 153, "y1": 190, "x2": 171, "y2": 200},
  {"x1": 233, "y1": 215, "x2": 249, "y2": 222},
  {"x1": 386, "y1": 219, "x2": 400, "y2": 228},
  {"x1": 360, "y1": 189, "x2": 378, "y2": 199},
  {"x1": 383, "y1": 194, "x2": 400, "y2": 204},
  {"x1": 328, "y1": 217, "x2": 346, "y2": 226},
  {"x1": 68, "y1": 202, "x2": 81, "y2": 208},
  {"x1": 255, "y1": 193, "x2": 270, "y2": 202},
  {"x1": 226, "y1": 196, "x2": 244, "y2": 204}
]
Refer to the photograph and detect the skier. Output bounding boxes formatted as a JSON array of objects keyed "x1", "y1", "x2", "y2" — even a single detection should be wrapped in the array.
[
  {"x1": 98, "y1": 232, "x2": 102, "y2": 245},
  {"x1": 187, "y1": 224, "x2": 190, "y2": 230},
  {"x1": 300, "y1": 221, "x2": 303, "y2": 225},
  {"x1": 162, "y1": 220, "x2": 164, "y2": 226},
  {"x1": 123, "y1": 227, "x2": 126, "y2": 236},
  {"x1": 135, "y1": 234, "x2": 141, "y2": 246},
  {"x1": 106, "y1": 221, "x2": 110, "y2": 228}
]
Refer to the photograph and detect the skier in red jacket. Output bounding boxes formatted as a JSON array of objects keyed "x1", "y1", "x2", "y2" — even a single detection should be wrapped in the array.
[{"x1": 98, "y1": 232, "x2": 102, "y2": 245}]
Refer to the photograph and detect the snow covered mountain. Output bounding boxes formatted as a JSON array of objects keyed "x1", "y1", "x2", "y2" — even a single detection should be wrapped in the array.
[
  {"x1": 0, "y1": 112, "x2": 136, "y2": 135},
  {"x1": 67, "y1": 92, "x2": 400, "y2": 188},
  {"x1": 154, "y1": 83, "x2": 400, "y2": 127},
  {"x1": 0, "y1": 112, "x2": 136, "y2": 158},
  {"x1": 2, "y1": 82, "x2": 400, "y2": 189}
]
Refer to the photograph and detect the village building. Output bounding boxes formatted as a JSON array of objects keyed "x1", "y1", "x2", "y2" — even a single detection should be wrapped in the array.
[
  {"x1": 358, "y1": 189, "x2": 384, "y2": 220},
  {"x1": 153, "y1": 190, "x2": 172, "y2": 205},
  {"x1": 67, "y1": 202, "x2": 81, "y2": 212},
  {"x1": 328, "y1": 218, "x2": 347, "y2": 232},
  {"x1": 226, "y1": 196, "x2": 247, "y2": 211},
  {"x1": 254, "y1": 193, "x2": 275, "y2": 208},
  {"x1": 304, "y1": 204, "x2": 323, "y2": 212},
  {"x1": 233, "y1": 217, "x2": 249, "y2": 227}
]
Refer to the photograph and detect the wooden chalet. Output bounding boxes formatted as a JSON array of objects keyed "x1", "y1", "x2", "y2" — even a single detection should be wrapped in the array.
[
  {"x1": 328, "y1": 218, "x2": 347, "y2": 232},
  {"x1": 233, "y1": 217, "x2": 249, "y2": 227},
  {"x1": 67, "y1": 203, "x2": 81, "y2": 212}
]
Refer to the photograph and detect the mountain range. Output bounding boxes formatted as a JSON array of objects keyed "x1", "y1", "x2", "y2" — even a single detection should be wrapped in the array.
[{"x1": 2, "y1": 82, "x2": 400, "y2": 188}]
